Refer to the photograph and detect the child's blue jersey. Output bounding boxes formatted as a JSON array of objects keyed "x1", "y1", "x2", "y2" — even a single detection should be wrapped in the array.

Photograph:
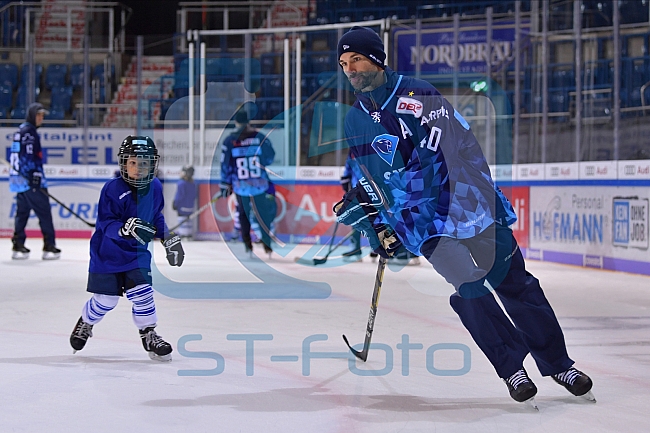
[
  {"x1": 344, "y1": 67, "x2": 516, "y2": 255},
  {"x1": 89, "y1": 177, "x2": 167, "y2": 273},
  {"x1": 220, "y1": 126, "x2": 275, "y2": 196}
]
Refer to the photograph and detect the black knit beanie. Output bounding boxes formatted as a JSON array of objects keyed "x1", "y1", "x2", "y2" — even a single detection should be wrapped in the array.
[{"x1": 337, "y1": 26, "x2": 386, "y2": 69}]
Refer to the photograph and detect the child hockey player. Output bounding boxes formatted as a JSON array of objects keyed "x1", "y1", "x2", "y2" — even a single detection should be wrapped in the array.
[
  {"x1": 172, "y1": 165, "x2": 197, "y2": 239},
  {"x1": 69, "y1": 136, "x2": 184, "y2": 361}
]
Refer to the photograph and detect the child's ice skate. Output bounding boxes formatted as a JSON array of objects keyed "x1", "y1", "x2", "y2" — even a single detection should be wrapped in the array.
[{"x1": 139, "y1": 326, "x2": 173, "y2": 362}]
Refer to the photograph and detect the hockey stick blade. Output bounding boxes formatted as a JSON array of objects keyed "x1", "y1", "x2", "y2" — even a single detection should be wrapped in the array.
[
  {"x1": 294, "y1": 257, "x2": 316, "y2": 265},
  {"x1": 293, "y1": 230, "x2": 356, "y2": 266},
  {"x1": 342, "y1": 334, "x2": 368, "y2": 361},
  {"x1": 342, "y1": 257, "x2": 387, "y2": 362},
  {"x1": 293, "y1": 255, "x2": 331, "y2": 266}
]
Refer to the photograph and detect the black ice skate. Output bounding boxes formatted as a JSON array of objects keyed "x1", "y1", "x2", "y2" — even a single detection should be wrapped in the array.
[
  {"x1": 504, "y1": 368, "x2": 538, "y2": 410},
  {"x1": 11, "y1": 244, "x2": 30, "y2": 260},
  {"x1": 42, "y1": 244, "x2": 61, "y2": 260},
  {"x1": 70, "y1": 317, "x2": 93, "y2": 353},
  {"x1": 263, "y1": 243, "x2": 273, "y2": 259},
  {"x1": 342, "y1": 248, "x2": 362, "y2": 262},
  {"x1": 552, "y1": 367, "x2": 596, "y2": 402},
  {"x1": 139, "y1": 326, "x2": 173, "y2": 362}
]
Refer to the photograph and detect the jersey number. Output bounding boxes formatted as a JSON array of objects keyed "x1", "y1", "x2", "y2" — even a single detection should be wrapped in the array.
[
  {"x1": 236, "y1": 156, "x2": 261, "y2": 179},
  {"x1": 420, "y1": 126, "x2": 442, "y2": 152}
]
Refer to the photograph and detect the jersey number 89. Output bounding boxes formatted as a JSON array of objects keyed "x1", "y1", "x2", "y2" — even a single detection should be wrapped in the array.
[{"x1": 236, "y1": 156, "x2": 261, "y2": 179}]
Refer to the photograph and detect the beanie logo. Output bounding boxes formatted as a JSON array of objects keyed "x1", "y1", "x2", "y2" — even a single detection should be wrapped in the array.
[{"x1": 343, "y1": 44, "x2": 349, "y2": 50}]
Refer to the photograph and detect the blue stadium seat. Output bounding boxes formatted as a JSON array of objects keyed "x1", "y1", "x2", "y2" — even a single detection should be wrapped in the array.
[
  {"x1": 261, "y1": 53, "x2": 279, "y2": 74},
  {"x1": 16, "y1": 83, "x2": 40, "y2": 109},
  {"x1": 21, "y1": 63, "x2": 43, "y2": 88},
  {"x1": 0, "y1": 83, "x2": 12, "y2": 109},
  {"x1": 50, "y1": 85, "x2": 73, "y2": 112},
  {"x1": 45, "y1": 64, "x2": 67, "y2": 89},
  {"x1": 0, "y1": 63, "x2": 18, "y2": 89},
  {"x1": 45, "y1": 107, "x2": 66, "y2": 126},
  {"x1": 11, "y1": 106, "x2": 25, "y2": 119},
  {"x1": 70, "y1": 64, "x2": 85, "y2": 88},
  {"x1": 93, "y1": 63, "x2": 115, "y2": 85},
  {"x1": 205, "y1": 58, "x2": 222, "y2": 78}
]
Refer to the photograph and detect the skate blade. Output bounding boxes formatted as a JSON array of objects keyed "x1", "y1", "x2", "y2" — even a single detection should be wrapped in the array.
[
  {"x1": 524, "y1": 396, "x2": 539, "y2": 411},
  {"x1": 42, "y1": 252, "x2": 61, "y2": 260},
  {"x1": 11, "y1": 253, "x2": 29, "y2": 260},
  {"x1": 580, "y1": 390, "x2": 596, "y2": 402},
  {"x1": 148, "y1": 352, "x2": 172, "y2": 362}
]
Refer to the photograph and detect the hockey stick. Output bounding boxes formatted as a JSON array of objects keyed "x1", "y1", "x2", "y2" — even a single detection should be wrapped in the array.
[
  {"x1": 342, "y1": 256, "x2": 387, "y2": 361},
  {"x1": 294, "y1": 228, "x2": 355, "y2": 266},
  {"x1": 321, "y1": 220, "x2": 340, "y2": 257},
  {"x1": 43, "y1": 189, "x2": 95, "y2": 227},
  {"x1": 168, "y1": 193, "x2": 221, "y2": 232},
  {"x1": 1, "y1": 157, "x2": 96, "y2": 228}
]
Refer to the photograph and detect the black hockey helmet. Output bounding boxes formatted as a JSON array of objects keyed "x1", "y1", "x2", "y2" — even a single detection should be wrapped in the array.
[
  {"x1": 182, "y1": 165, "x2": 194, "y2": 178},
  {"x1": 118, "y1": 135, "x2": 159, "y2": 188}
]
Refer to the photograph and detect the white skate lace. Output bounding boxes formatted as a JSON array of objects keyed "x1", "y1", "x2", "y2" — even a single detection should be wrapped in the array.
[
  {"x1": 506, "y1": 369, "x2": 530, "y2": 389},
  {"x1": 75, "y1": 321, "x2": 93, "y2": 339},
  {"x1": 554, "y1": 368, "x2": 580, "y2": 385},
  {"x1": 144, "y1": 330, "x2": 166, "y2": 349}
]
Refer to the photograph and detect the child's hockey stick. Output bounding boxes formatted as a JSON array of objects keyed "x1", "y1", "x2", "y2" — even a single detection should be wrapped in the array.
[
  {"x1": 343, "y1": 256, "x2": 387, "y2": 361},
  {"x1": 168, "y1": 193, "x2": 221, "y2": 232}
]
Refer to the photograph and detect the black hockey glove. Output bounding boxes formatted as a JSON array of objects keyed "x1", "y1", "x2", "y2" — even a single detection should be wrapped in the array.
[
  {"x1": 119, "y1": 217, "x2": 157, "y2": 245},
  {"x1": 162, "y1": 233, "x2": 184, "y2": 266},
  {"x1": 220, "y1": 183, "x2": 233, "y2": 198},
  {"x1": 340, "y1": 174, "x2": 352, "y2": 192},
  {"x1": 29, "y1": 171, "x2": 43, "y2": 190},
  {"x1": 333, "y1": 176, "x2": 402, "y2": 259}
]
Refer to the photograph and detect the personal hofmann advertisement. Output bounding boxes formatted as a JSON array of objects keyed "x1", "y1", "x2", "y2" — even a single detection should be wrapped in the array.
[{"x1": 528, "y1": 186, "x2": 649, "y2": 273}]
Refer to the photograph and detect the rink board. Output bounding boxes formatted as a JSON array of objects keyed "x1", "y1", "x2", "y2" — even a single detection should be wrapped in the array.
[{"x1": 1, "y1": 163, "x2": 650, "y2": 275}]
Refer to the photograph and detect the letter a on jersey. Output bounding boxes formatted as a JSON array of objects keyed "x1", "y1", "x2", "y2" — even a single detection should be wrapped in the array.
[{"x1": 371, "y1": 134, "x2": 399, "y2": 166}]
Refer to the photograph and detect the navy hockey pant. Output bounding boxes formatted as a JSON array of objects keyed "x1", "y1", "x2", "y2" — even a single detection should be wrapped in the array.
[
  {"x1": 421, "y1": 223, "x2": 574, "y2": 379},
  {"x1": 13, "y1": 188, "x2": 56, "y2": 247}
]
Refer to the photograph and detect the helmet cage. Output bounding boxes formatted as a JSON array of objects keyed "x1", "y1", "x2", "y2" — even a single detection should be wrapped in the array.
[{"x1": 118, "y1": 136, "x2": 159, "y2": 188}]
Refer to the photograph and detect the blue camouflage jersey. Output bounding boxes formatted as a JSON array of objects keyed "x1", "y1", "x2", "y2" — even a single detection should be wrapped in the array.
[
  {"x1": 89, "y1": 177, "x2": 168, "y2": 273},
  {"x1": 220, "y1": 126, "x2": 275, "y2": 196},
  {"x1": 9, "y1": 122, "x2": 48, "y2": 193},
  {"x1": 342, "y1": 152, "x2": 360, "y2": 187},
  {"x1": 345, "y1": 67, "x2": 516, "y2": 255}
]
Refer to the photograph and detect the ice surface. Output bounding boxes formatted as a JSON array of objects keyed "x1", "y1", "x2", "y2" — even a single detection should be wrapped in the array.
[{"x1": 1, "y1": 238, "x2": 649, "y2": 433}]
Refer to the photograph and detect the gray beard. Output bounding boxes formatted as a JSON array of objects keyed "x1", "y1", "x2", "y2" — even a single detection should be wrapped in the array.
[{"x1": 347, "y1": 69, "x2": 381, "y2": 92}]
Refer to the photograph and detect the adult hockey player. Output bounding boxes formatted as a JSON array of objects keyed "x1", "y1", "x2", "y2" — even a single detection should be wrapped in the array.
[
  {"x1": 9, "y1": 102, "x2": 61, "y2": 260},
  {"x1": 220, "y1": 110, "x2": 276, "y2": 256},
  {"x1": 334, "y1": 26, "x2": 594, "y2": 407},
  {"x1": 69, "y1": 136, "x2": 184, "y2": 362}
]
